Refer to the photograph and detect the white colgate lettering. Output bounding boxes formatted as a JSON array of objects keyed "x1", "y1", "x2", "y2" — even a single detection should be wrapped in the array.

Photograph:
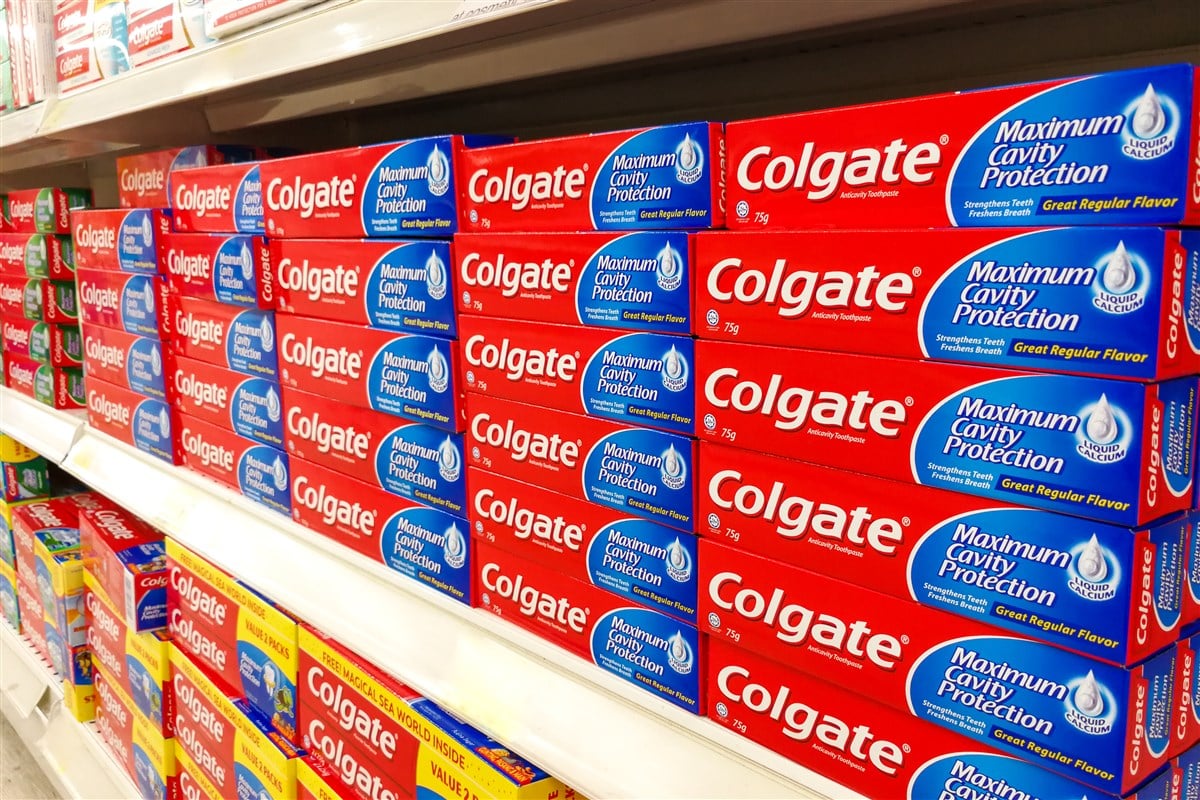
[
  {"x1": 480, "y1": 562, "x2": 588, "y2": 632},
  {"x1": 3, "y1": 323, "x2": 29, "y2": 347},
  {"x1": 293, "y1": 475, "x2": 377, "y2": 535},
  {"x1": 175, "y1": 312, "x2": 225, "y2": 348},
  {"x1": 266, "y1": 176, "x2": 356, "y2": 219},
  {"x1": 89, "y1": 391, "x2": 131, "y2": 426},
  {"x1": 121, "y1": 168, "x2": 165, "y2": 196},
  {"x1": 181, "y1": 427, "x2": 236, "y2": 471},
  {"x1": 85, "y1": 591, "x2": 122, "y2": 640},
  {"x1": 176, "y1": 717, "x2": 227, "y2": 788},
  {"x1": 81, "y1": 283, "x2": 120, "y2": 311},
  {"x1": 276, "y1": 257, "x2": 360, "y2": 301},
  {"x1": 167, "y1": 250, "x2": 212, "y2": 283},
  {"x1": 175, "y1": 371, "x2": 228, "y2": 409},
  {"x1": 170, "y1": 568, "x2": 229, "y2": 626},
  {"x1": 174, "y1": 182, "x2": 231, "y2": 217},
  {"x1": 306, "y1": 666, "x2": 397, "y2": 756},
  {"x1": 468, "y1": 165, "x2": 586, "y2": 212},
  {"x1": 85, "y1": 337, "x2": 125, "y2": 370},
  {"x1": 736, "y1": 139, "x2": 941, "y2": 201},
  {"x1": 97, "y1": 680, "x2": 129, "y2": 728},
  {"x1": 74, "y1": 224, "x2": 116, "y2": 252},
  {"x1": 8, "y1": 200, "x2": 34, "y2": 220},
  {"x1": 470, "y1": 412, "x2": 579, "y2": 467},
  {"x1": 171, "y1": 611, "x2": 229, "y2": 673},
  {"x1": 281, "y1": 333, "x2": 362, "y2": 380},
  {"x1": 473, "y1": 487, "x2": 584, "y2": 550},
  {"x1": 94, "y1": 508, "x2": 137, "y2": 540},
  {"x1": 464, "y1": 334, "x2": 577, "y2": 382},
  {"x1": 285, "y1": 408, "x2": 370, "y2": 458},
  {"x1": 708, "y1": 258, "x2": 913, "y2": 317},
  {"x1": 459, "y1": 252, "x2": 571, "y2": 297},
  {"x1": 128, "y1": 16, "x2": 167, "y2": 47}
]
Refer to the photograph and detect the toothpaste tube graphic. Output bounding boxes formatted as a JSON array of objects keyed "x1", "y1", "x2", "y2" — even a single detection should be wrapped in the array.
[
  {"x1": 275, "y1": 314, "x2": 463, "y2": 432},
  {"x1": 118, "y1": 146, "x2": 259, "y2": 208},
  {"x1": 466, "y1": 394, "x2": 695, "y2": 531},
  {"x1": 160, "y1": 232, "x2": 270, "y2": 308},
  {"x1": 77, "y1": 268, "x2": 169, "y2": 338},
  {"x1": 261, "y1": 136, "x2": 509, "y2": 238},
  {"x1": 5, "y1": 187, "x2": 91, "y2": 234},
  {"x1": 169, "y1": 356, "x2": 283, "y2": 447},
  {"x1": 708, "y1": 639, "x2": 1158, "y2": 800},
  {"x1": 71, "y1": 208, "x2": 171, "y2": 273},
  {"x1": 170, "y1": 161, "x2": 264, "y2": 234},
  {"x1": 177, "y1": 414, "x2": 291, "y2": 516},
  {"x1": 0, "y1": 233, "x2": 74, "y2": 279},
  {"x1": 695, "y1": 227, "x2": 1200, "y2": 380},
  {"x1": 475, "y1": 541, "x2": 703, "y2": 712},
  {"x1": 79, "y1": 507, "x2": 167, "y2": 633},
  {"x1": 270, "y1": 238, "x2": 456, "y2": 336},
  {"x1": 290, "y1": 458, "x2": 470, "y2": 604},
  {"x1": 460, "y1": 315, "x2": 695, "y2": 433},
  {"x1": 167, "y1": 295, "x2": 278, "y2": 379},
  {"x1": 727, "y1": 63, "x2": 1200, "y2": 228},
  {"x1": 82, "y1": 324, "x2": 167, "y2": 399},
  {"x1": 455, "y1": 231, "x2": 693, "y2": 334},
  {"x1": 699, "y1": 538, "x2": 1178, "y2": 792},
  {"x1": 6, "y1": 318, "x2": 83, "y2": 367},
  {"x1": 459, "y1": 122, "x2": 725, "y2": 232},
  {"x1": 6, "y1": 356, "x2": 85, "y2": 409},
  {"x1": 696, "y1": 340, "x2": 1198, "y2": 526},
  {"x1": 469, "y1": 468, "x2": 698, "y2": 622},
  {"x1": 281, "y1": 386, "x2": 466, "y2": 515},
  {"x1": 700, "y1": 442, "x2": 1187, "y2": 664}
]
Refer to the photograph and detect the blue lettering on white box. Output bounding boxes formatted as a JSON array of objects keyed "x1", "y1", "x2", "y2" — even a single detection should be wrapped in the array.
[
  {"x1": 589, "y1": 608, "x2": 701, "y2": 712},
  {"x1": 378, "y1": 508, "x2": 470, "y2": 604},
  {"x1": 585, "y1": 519, "x2": 697, "y2": 623},
  {"x1": 365, "y1": 241, "x2": 457, "y2": 337},
  {"x1": 582, "y1": 427, "x2": 693, "y2": 531},
  {"x1": 237, "y1": 446, "x2": 290, "y2": 516},
  {"x1": 373, "y1": 425, "x2": 466, "y2": 515},
  {"x1": 365, "y1": 335, "x2": 458, "y2": 431},
  {"x1": 581, "y1": 333, "x2": 694, "y2": 433},
  {"x1": 576, "y1": 232, "x2": 691, "y2": 333}
]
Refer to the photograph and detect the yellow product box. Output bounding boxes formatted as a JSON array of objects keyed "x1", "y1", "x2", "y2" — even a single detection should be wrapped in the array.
[
  {"x1": 0, "y1": 558, "x2": 18, "y2": 629},
  {"x1": 33, "y1": 526, "x2": 84, "y2": 645},
  {"x1": 0, "y1": 433, "x2": 50, "y2": 502},
  {"x1": 167, "y1": 538, "x2": 299, "y2": 741},
  {"x1": 94, "y1": 661, "x2": 178, "y2": 800},
  {"x1": 415, "y1": 742, "x2": 585, "y2": 800},
  {"x1": 176, "y1": 745, "x2": 224, "y2": 800},
  {"x1": 0, "y1": 497, "x2": 38, "y2": 568},
  {"x1": 63, "y1": 675, "x2": 95, "y2": 722}
]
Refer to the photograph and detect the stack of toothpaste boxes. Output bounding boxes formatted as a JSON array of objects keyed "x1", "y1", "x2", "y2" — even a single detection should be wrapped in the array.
[
  {"x1": 692, "y1": 63, "x2": 1200, "y2": 798},
  {"x1": 456, "y1": 122, "x2": 724, "y2": 714},
  {"x1": 0, "y1": 185, "x2": 89, "y2": 407},
  {"x1": 0, "y1": 432, "x2": 51, "y2": 633}
]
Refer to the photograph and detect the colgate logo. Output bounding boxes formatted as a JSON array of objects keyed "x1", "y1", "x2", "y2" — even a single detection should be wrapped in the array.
[
  {"x1": 0, "y1": 243, "x2": 23, "y2": 263},
  {"x1": 735, "y1": 139, "x2": 941, "y2": 201},
  {"x1": 181, "y1": 427, "x2": 235, "y2": 471},
  {"x1": 480, "y1": 562, "x2": 589, "y2": 632},
  {"x1": 293, "y1": 475, "x2": 377, "y2": 535},
  {"x1": 175, "y1": 372, "x2": 228, "y2": 409},
  {"x1": 1176, "y1": 647, "x2": 1194, "y2": 744},
  {"x1": 170, "y1": 569, "x2": 228, "y2": 625},
  {"x1": 709, "y1": 470, "x2": 903, "y2": 554},
  {"x1": 285, "y1": 408, "x2": 370, "y2": 458},
  {"x1": 464, "y1": 334, "x2": 577, "y2": 382},
  {"x1": 74, "y1": 224, "x2": 116, "y2": 252},
  {"x1": 468, "y1": 165, "x2": 586, "y2": 212},
  {"x1": 167, "y1": 250, "x2": 213, "y2": 283},
  {"x1": 171, "y1": 611, "x2": 229, "y2": 673},
  {"x1": 1165, "y1": 251, "x2": 1184, "y2": 360},
  {"x1": 473, "y1": 486, "x2": 584, "y2": 550},
  {"x1": 281, "y1": 333, "x2": 362, "y2": 380},
  {"x1": 174, "y1": 182, "x2": 231, "y2": 217},
  {"x1": 707, "y1": 258, "x2": 914, "y2": 318},
  {"x1": 97, "y1": 680, "x2": 129, "y2": 728},
  {"x1": 176, "y1": 716, "x2": 227, "y2": 788},
  {"x1": 277, "y1": 257, "x2": 360, "y2": 301},
  {"x1": 128, "y1": 16, "x2": 167, "y2": 47},
  {"x1": 85, "y1": 337, "x2": 125, "y2": 370},
  {"x1": 470, "y1": 412, "x2": 579, "y2": 467},
  {"x1": 179, "y1": 770, "x2": 202, "y2": 800},
  {"x1": 96, "y1": 713, "x2": 130, "y2": 767},
  {"x1": 1135, "y1": 546, "x2": 1154, "y2": 646},
  {"x1": 265, "y1": 176, "x2": 356, "y2": 219},
  {"x1": 4, "y1": 323, "x2": 29, "y2": 347},
  {"x1": 94, "y1": 508, "x2": 137, "y2": 540},
  {"x1": 306, "y1": 717, "x2": 400, "y2": 799},
  {"x1": 705, "y1": 368, "x2": 907, "y2": 435},
  {"x1": 0, "y1": 285, "x2": 21, "y2": 303},
  {"x1": 8, "y1": 362, "x2": 33, "y2": 387},
  {"x1": 89, "y1": 391, "x2": 131, "y2": 426},
  {"x1": 459, "y1": 252, "x2": 571, "y2": 297},
  {"x1": 8, "y1": 200, "x2": 33, "y2": 220},
  {"x1": 85, "y1": 591, "x2": 122, "y2": 640},
  {"x1": 717, "y1": 665, "x2": 904, "y2": 774},
  {"x1": 174, "y1": 674, "x2": 227, "y2": 742},
  {"x1": 176, "y1": 312, "x2": 224, "y2": 347},
  {"x1": 305, "y1": 666, "x2": 399, "y2": 756},
  {"x1": 709, "y1": 572, "x2": 903, "y2": 668},
  {"x1": 121, "y1": 168, "x2": 165, "y2": 196},
  {"x1": 81, "y1": 283, "x2": 120, "y2": 311}
]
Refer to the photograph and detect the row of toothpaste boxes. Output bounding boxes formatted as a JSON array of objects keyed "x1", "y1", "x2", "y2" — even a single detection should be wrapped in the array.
[{"x1": 0, "y1": 474, "x2": 583, "y2": 800}]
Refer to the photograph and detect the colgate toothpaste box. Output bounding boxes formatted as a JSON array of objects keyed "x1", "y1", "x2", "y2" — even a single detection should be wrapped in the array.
[
  {"x1": 700, "y1": 442, "x2": 1187, "y2": 665},
  {"x1": 5, "y1": 187, "x2": 91, "y2": 233},
  {"x1": 275, "y1": 315, "x2": 462, "y2": 432},
  {"x1": 455, "y1": 231, "x2": 692, "y2": 334},
  {"x1": 0, "y1": 560, "x2": 18, "y2": 630},
  {"x1": 77, "y1": 268, "x2": 169, "y2": 338},
  {"x1": 469, "y1": 468, "x2": 697, "y2": 623},
  {"x1": 474, "y1": 541, "x2": 702, "y2": 712},
  {"x1": 699, "y1": 538, "x2": 1177, "y2": 792},
  {"x1": 130, "y1": 702, "x2": 178, "y2": 800},
  {"x1": 270, "y1": 238, "x2": 455, "y2": 337},
  {"x1": 177, "y1": 747, "x2": 223, "y2": 800},
  {"x1": 5, "y1": 355, "x2": 85, "y2": 408},
  {"x1": 84, "y1": 574, "x2": 172, "y2": 734},
  {"x1": 1176, "y1": 628, "x2": 1200, "y2": 754},
  {"x1": 86, "y1": 377, "x2": 181, "y2": 465},
  {"x1": 71, "y1": 208, "x2": 172, "y2": 274},
  {"x1": 695, "y1": 228, "x2": 1200, "y2": 381},
  {"x1": 177, "y1": 414, "x2": 291, "y2": 516},
  {"x1": 170, "y1": 161, "x2": 264, "y2": 234},
  {"x1": 16, "y1": 576, "x2": 49, "y2": 662},
  {"x1": 33, "y1": 526, "x2": 85, "y2": 643},
  {"x1": 0, "y1": 232, "x2": 74, "y2": 279},
  {"x1": 95, "y1": 662, "x2": 178, "y2": 800},
  {"x1": 12, "y1": 497, "x2": 81, "y2": 578},
  {"x1": 1172, "y1": 744, "x2": 1199, "y2": 800},
  {"x1": 727, "y1": 63, "x2": 1200, "y2": 229},
  {"x1": 82, "y1": 323, "x2": 167, "y2": 399},
  {"x1": 4, "y1": 318, "x2": 83, "y2": 366},
  {"x1": 118, "y1": 146, "x2": 260, "y2": 208},
  {"x1": 170, "y1": 356, "x2": 283, "y2": 447},
  {"x1": 466, "y1": 394, "x2": 695, "y2": 531},
  {"x1": 167, "y1": 294, "x2": 278, "y2": 378},
  {"x1": 160, "y1": 231, "x2": 270, "y2": 308},
  {"x1": 696, "y1": 340, "x2": 1198, "y2": 526},
  {"x1": 459, "y1": 122, "x2": 724, "y2": 232},
  {"x1": 167, "y1": 539, "x2": 299, "y2": 741},
  {"x1": 291, "y1": 458, "x2": 470, "y2": 604},
  {"x1": 460, "y1": 316, "x2": 694, "y2": 434},
  {"x1": 127, "y1": 0, "x2": 208, "y2": 67},
  {"x1": 707, "y1": 638, "x2": 1165, "y2": 800},
  {"x1": 0, "y1": 437, "x2": 48, "y2": 505},
  {"x1": 281, "y1": 387, "x2": 466, "y2": 516},
  {"x1": 79, "y1": 505, "x2": 167, "y2": 632},
  {"x1": 296, "y1": 754, "x2": 349, "y2": 800},
  {"x1": 94, "y1": 665, "x2": 138, "y2": 779},
  {"x1": 24, "y1": 277, "x2": 79, "y2": 324},
  {"x1": 260, "y1": 136, "x2": 510, "y2": 239}
]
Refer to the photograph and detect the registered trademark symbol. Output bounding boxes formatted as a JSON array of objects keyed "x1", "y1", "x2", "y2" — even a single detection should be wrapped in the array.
[
  {"x1": 902, "y1": 744, "x2": 912, "y2": 753},
  {"x1": 574, "y1": 351, "x2": 580, "y2": 359},
  {"x1": 901, "y1": 635, "x2": 911, "y2": 644},
  {"x1": 902, "y1": 516, "x2": 911, "y2": 526},
  {"x1": 905, "y1": 396, "x2": 914, "y2": 406},
  {"x1": 569, "y1": 260, "x2": 575, "y2": 267},
  {"x1": 466, "y1": 370, "x2": 475, "y2": 384},
  {"x1": 575, "y1": 439, "x2": 582, "y2": 447},
  {"x1": 912, "y1": 266, "x2": 922, "y2": 278},
  {"x1": 475, "y1": 521, "x2": 483, "y2": 532},
  {"x1": 583, "y1": 163, "x2": 590, "y2": 172},
  {"x1": 939, "y1": 134, "x2": 949, "y2": 145}
]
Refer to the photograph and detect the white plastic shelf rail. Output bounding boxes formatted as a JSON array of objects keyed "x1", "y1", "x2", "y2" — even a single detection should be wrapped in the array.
[{"x1": 0, "y1": 386, "x2": 862, "y2": 800}]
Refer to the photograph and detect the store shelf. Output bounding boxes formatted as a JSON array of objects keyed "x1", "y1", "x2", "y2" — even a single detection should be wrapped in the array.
[
  {"x1": 0, "y1": 623, "x2": 139, "y2": 800},
  {"x1": 0, "y1": 389, "x2": 86, "y2": 463}
]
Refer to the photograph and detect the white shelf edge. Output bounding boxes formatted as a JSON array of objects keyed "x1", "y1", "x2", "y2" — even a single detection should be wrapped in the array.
[
  {"x1": 0, "y1": 388, "x2": 87, "y2": 463},
  {"x1": 0, "y1": 103, "x2": 49, "y2": 150},
  {"x1": 42, "y1": 415, "x2": 864, "y2": 800}
]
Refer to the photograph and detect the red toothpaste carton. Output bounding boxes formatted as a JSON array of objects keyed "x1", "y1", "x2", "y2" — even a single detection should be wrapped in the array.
[
  {"x1": 177, "y1": 747, "x2": 223, "y2": 800},
  {"x1": 726, "y1": 64, "x2": 1200, "y2": 229},
  {"x1": 79, "y1": 504, "x2": 167, "y2": 633},
  {"x1": 160, "y1": 232, "x2": 271, "y2": 308},
  {"x1": 466, "y1": 393, "x2": 696, "y2": 531},
  {"x1": 474, "y1": 540, "x2": 703, "y2": 713},
  {"x1": 0, "y1": 274, "x2": 27, "y2": 317},
  {"x1": 296, "y1": 753, "x2": 353, "y2": 800},
  {"x1": 86, "y1": 376, "x2": 182, "y2": 465},
  {"x1": 6, "y1": 187, "x2": 91, "y2": 234},
  {"x1": 699, "y1": 538, "x2": 1178, "y2": 793},
  {"x1": 275, "y1": 314, "x2": 463, "y2": 432},
  {"x1": 71, "y1": 208, "x2": 172, "y2": 273},
  {"x1": 12, "y1": 498, "x2": 81, "y2": 579},
  {"x1": 458, "y1": 123, "x2": 725, "y2": 232},
  {"x1": 5, "y1": 355, "x2": 85, "y2": 408},
  {"x1": 698, "y1": 442, "x2": 1188, "y2": 665},
  {"x1": 170, "y1": 161, "x2": 264, "y2": 234},
  {"x1": 177, "y1": 414, "x2": 291, "y2": 516},
  {"x1": 169, "y1": 356, "x2": 283, "y2": 448},
  {"x1": 166, "y1": 295, "x2": 278, "y2": 379},
  {"x1": 167, "y1": 549, "x2": 237, "y2": 689},
  {"x1": 118, "y1": 147, "x2": 261, "y2": 208},
  {"x1": 77, "y1": 268, "x2": 170, "y2": 339},
  {"x1": 459, "y1": 315, "x2": 694, "y2": 434},
  {"x1": 82, "y1": 323, "x2": 168, "y2": 400},
  {"x1": 16, "y1": 575, "x2": 49, "y2": 661},
  {"x1": 455, "y1": 231, "x2": 693, "y2": 335},
  {"x1": 4, "y1": 318, "x2": 83, "y2": 366},
  {"x1": 33, "y1": 278, "x2": 79, "y2": 324},
  {"x1": 0, "y1": 232, "x2": 74, "y2": 279},
  {"x1": 1176, "y1": 629, "x2": 1200, "y2": 755},
  {"x1": 694, "y1": 228, "x2": 1200, "y2": 381},
  {"x1": 696, "y1": 340, "x2": 1198, "y2": 526},
  {"x1": 93, "y1": 666, "x2": 137, "y2": 778}
]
